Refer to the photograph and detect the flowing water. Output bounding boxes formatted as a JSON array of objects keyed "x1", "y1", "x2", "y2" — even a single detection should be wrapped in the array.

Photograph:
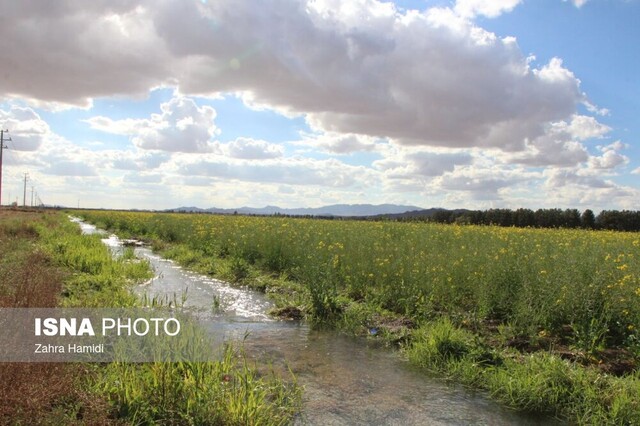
[{"x1": 77, "y1": 219, "x2": 558, "y2": 425}]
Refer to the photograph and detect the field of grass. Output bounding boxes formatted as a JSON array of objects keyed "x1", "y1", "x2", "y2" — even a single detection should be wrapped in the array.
[
  {"x1": 78, "y1": 209, "x2": 640, "y2": 424},
  {"x1": 0, "y1": 209, "x2": 300, "y2": 425}
]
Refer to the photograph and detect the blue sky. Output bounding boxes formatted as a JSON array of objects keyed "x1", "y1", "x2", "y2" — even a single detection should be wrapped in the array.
[{"x1": 0, "y1": 0, "x2": 638, "y2": 211}]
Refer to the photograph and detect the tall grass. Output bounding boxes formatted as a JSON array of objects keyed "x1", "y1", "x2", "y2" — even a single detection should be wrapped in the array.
[
  {"x1": 407, "y1": 318, "x2": 640, "y2": 425},
  {"x1": 1, "y1": 210, "x2": 301, "y2": 424},
  {"x1": 79, "y1": 210, "x2": 640, "y2": 353},
  {"x1": 0, "y1": 210, "x2": 116, "y2": 423},
  {"x1": 100, "y1": 345, "x2": 300, "y2": 425},
  {"x1": 77, "y1": 209, "x2": 640, "y2": 424}
]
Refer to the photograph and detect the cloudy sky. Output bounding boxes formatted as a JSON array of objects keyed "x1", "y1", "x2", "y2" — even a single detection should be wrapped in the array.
[{"x1": 0, "y1": 0, "x2": 638, "y2": 211}]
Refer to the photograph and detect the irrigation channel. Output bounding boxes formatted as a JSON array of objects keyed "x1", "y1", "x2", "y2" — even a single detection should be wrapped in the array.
[{"x1": 76, "y1": 218, "x2": 558, "y2": 425}]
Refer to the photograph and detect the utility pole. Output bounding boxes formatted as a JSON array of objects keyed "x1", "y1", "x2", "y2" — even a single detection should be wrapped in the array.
[
  {"x1": 0, "y1": 130, "x2": 10, "y2": 207},
  {"x1": 23, "y1": 172, "x2": 28, "y2": 207},
  {"x1": 31, "y1": 186, "x2": 34, "y2": 207}
]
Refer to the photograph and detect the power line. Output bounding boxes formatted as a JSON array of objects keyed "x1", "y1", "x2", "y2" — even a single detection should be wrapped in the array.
[
  {"x1": 23, "y1": 172, "x2": 28, "y2": 207},
  {"x1": 0, "y1": 129, "x2": 11, "y2": 207}
]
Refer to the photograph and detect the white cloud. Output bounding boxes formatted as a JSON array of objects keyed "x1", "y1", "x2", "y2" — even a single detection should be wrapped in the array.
[
  {"x1": 374, "y1": 147, "x2": 473, "y2": 178},
  {"x1": 564, "y1": 114, "x2": 611, "y2": 140},
  {"x1": 123, "y1": 172, "x2": 164, "y2": 184},
  {"x1": 1, "y1": 0, "x2": 586, "y2": 153},
  {"x1": 435, "y1": 167, "x2": 529, "y2": 201},
  {"x1": 588, "y1": 141, "x2": 629, "y2": 170},
  {"x1": 511, "y1": 135, "x2": 588, "y2": 168},
  {"x1": 510, "y1": 114, "x2": 611, "y2": 167},
  {"x1": 0, "y1": 0, "x2": 633, "y2": 211},
  {"x1": 0, "y1": 2, "x2": 170, "y2": 108},
  {"x1": 175, "y1": 155, "x2": 375, "y2": 188},
  {"x1": 539, "y1": 166, "x2": 640, "y2": 210},
  {"x1": 0, "y1": 106, "x2": 51, "y2": 151},
  {"x1": 223, "y1": 137, "x2": 284, "y2": 159},
  {"x1": 545, "y1": 169, "x2": 613, "y2": 189},
  {"x1": 41, "y1": 161, "x2": 96, "y2": 177},
  {"x1": 454, "y1": 0, "x2": 523, "y2": 19},
  {"x1": 583, "y1": 100, "x2": 610, "y2": 117},
  {"x1": 296, "y1": 132, "x2": 380, "y2": 154},
  {"x1": 588, "y1": 150, "x2": 628, "y2": 170},
  {"x1": 107, "y1": 151, "x2": 171, "y2": 171},
  {"x1": 565, "y1": 0, "x2": 590, "y2": 8},
  {"x1": 86, "y1": 96, "x2": 219, "y2": 152}
]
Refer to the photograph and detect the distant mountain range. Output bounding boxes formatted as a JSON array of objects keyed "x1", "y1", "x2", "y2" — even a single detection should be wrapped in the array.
[{"x1": 167, "y1": 203, "x2": 425, "y2": 217}]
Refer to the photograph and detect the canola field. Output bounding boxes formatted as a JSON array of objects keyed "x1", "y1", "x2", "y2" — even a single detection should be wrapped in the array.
[{"x1": 81, "y1": 210, "x2": 640, "y2": 354}]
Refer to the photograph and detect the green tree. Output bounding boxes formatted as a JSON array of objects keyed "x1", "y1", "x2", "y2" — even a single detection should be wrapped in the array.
[{"x1": 581, "y1": 209, "x2": 596, "y2": 229}]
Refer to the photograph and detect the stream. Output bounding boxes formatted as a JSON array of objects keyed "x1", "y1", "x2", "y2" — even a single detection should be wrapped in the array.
[{"x1": 76, "y1": 219, "x2": 556, "y2": 425}]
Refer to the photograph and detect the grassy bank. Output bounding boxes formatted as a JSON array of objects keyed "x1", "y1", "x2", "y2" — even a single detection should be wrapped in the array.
[
  {"x1": 0, "y1": 209, "x2": 300, "y2": 425},
  {"x1": 77, "y1": 209, "x2": 640, "y2": 424},
  {"x1": 0, "y1": 209, "x2": 114, "y2": 423}
]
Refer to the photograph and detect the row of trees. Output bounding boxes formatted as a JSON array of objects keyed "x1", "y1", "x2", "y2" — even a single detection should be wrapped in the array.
[{"x1": 423, "y1": 208, "x2": 640, "y2": 232}]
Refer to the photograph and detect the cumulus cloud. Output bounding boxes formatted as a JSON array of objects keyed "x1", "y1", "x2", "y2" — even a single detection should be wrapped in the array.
[
  {"x1": 123, "y1": 172, "x2": 164, "y2": 184},
  {"x1": 0, "y1": 106, "x2": 51, "y2": 151},
  {"x1": 107, "y1": 151, "x2": 171, "y2": 171},
  {"x1": 588, "y1": 141, "x2": 629, "y2": 170},
  {"x1": 434, "y1": 166, "x2": 531, "y2": 201},
  {"x1": 1, "y1": 0, "x2": 586, "y2": 152},
  {"x1": 374, "y1": 147, "x2": 473, "y2": 179},
  {"x1": 454, "y1": 0, "x2": 523, "y2": 18},
  {"x1": 564, "y1": 115, "x2": 611, "y2": 140},
  {"x1": 0, "y1": 0, "x2": 632, "y2": 210},
  {"x1": 175, "y1": 156, "x2": 374, "y2": 188},
  {"x1": 4, "y1": 131, "x2": 103, "y2": 182},
  {"x1": 296, "y1": 132, "x2": 380, "y2": 154},
  {"x1": 223, "y1": 137, "x2": 284, "y2": 159},
  {"x1": 513, "y1": 137, "x2": 588, "y2": 168},
  {"x1": 406, "y1": 151, "x2": 474, "y2": 177},
  {"x1": 86, "y1": 96, "x2": 219, "y2": 152},
  {"x1": 510, "y1": 114, "x2": 611, "y2": 167},
  {"x1": 545, "y1": 169, "x2": 613, "y2": 189},
  {"x1": 178, "y1": 2, "x2": 584, "y2": 152},
  {"x1": 41, "y1": 161, "x2": 96, "y2": 176},
  {"x1": 0, "y1": 1, "x2": 171, "y2": 107},
  {"x1": 588, "y1": 150, "x2": 628, "y2": 170}
]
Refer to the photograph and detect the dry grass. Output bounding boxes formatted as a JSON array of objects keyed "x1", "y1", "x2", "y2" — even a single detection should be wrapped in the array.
[{"x1": 0, "y1": 209, "x2": 118, "y2": 425}]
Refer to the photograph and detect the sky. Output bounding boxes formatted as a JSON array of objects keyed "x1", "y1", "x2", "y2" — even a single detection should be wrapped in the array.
[{"x1": 0, "y1": 0, "x2": 638, "y2": 211}]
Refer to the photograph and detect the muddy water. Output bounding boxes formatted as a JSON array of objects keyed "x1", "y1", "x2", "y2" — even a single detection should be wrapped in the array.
[{"x1": 78, "y1": 220, "x2": 556, "y2": 425}]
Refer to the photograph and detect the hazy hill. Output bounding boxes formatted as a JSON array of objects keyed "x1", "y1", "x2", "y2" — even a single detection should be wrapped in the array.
[{"x1": 169, "y1": 203, "x2": 423, "y2": 217}]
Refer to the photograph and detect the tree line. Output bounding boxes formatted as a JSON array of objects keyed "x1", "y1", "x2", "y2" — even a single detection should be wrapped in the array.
[{"x1": 416, "y1": 208, "x2": 640, "y2": 232}]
